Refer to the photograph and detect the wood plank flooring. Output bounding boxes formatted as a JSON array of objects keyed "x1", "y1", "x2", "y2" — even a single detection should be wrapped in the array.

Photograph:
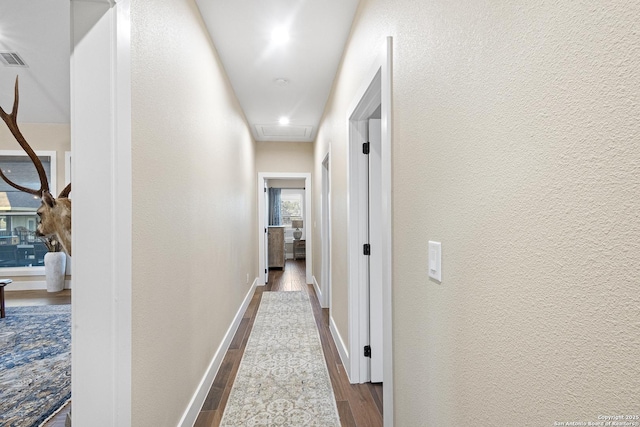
[
  {"x1": 4, "y1": 261, "x2": 383, "y2": 427},
  {"x1": 4, "y1": 289, "x2": 71, "y2": 307},
  {"x1": 4, "y1": 289, "x2": 71, "y2": 427},
  {"x1": 195, "y1": 260, "x2": 383, "y2": 427}
]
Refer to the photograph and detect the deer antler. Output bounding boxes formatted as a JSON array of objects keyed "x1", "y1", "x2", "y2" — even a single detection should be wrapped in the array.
[
  {"x1": 58, "y1": 183, "x2": 71, "y2": 199},
  {"x1": 0, "y1": 76, "x2": 50, "y2": 196},
  {"x1": 0, "y1": 77, "x2": 72, "y2": 255}
]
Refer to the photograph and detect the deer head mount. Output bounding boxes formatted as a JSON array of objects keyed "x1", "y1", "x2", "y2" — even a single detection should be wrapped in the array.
[{"x1": 0, "y1": 76, "x2": 72, "y2": 255}]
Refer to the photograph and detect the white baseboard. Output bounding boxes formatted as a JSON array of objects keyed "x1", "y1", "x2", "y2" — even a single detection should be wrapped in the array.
[
  {"x1": 330, "y1": 315, "x2": 350, "y2": 381},
  {"x1": 177, "y1": 277, "x2": 258, "y2": 427},
  {"x1": 312, "y1": 276, "x2": 323, "y2": 307},
  {"x1": 4, "y1": 279, "x2": 72, "y2": 291}
]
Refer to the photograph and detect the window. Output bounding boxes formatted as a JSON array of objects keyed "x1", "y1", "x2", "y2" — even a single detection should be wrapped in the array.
[
  {"x1": 280, "y1": 189, "x2": 304, "y2": 242},
  {"x1": 0, "y1": 151, "x2": 57, "y2": 270},
  {"x1": 280, "y1": 190, "x2": 303, "y2": 226}
]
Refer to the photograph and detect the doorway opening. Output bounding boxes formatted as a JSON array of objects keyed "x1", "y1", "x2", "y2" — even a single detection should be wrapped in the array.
[
  {"x1": 258, "y1": 172, "x2": 312, "y2": 287},
  {"x1": 346, "y1": 37, "x2": 393, "y2": 425}
]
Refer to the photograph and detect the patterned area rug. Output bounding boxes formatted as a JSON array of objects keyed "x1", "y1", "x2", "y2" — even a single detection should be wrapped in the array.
[
  {"x1": 0, "y1": 305, "x2": 71, "y2": 427},
  {"x1": 220, "y1": 291, "x2": 340, "y2": 426}
]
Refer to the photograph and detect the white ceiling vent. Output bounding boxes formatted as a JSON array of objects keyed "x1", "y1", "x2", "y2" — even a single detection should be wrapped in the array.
[
  {"x1": 0, "y1": 52, "x2": 28, "y2": 67},
  {"x1": 255, "y1": 124, "x2": 313, "y2": 140}
]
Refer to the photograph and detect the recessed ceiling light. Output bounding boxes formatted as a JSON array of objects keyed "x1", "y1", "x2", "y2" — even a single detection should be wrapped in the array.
[
  {"x1": 279, "y1": 117, "x2": 290, "y2": 125},
  {"x1": 271, "y1": 27, "x2": 290, "y2": 45}
]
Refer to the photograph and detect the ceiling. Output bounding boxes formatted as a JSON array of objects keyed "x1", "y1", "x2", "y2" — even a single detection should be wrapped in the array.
[
  {"x1": 0, "y1": 0, "x2": 359, "y2": 143},
  {"x1": 0, "y1": 0, "x2": 70, "y2": 124},
  {"x1": 196, "y1": 0, "x2": 359, "y2": 142}
]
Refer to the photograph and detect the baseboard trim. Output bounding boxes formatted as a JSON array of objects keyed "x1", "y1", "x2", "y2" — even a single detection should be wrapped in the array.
[
  {"x1": 330, "y1": 315, "x2": 350, "y2": 381},
  {"x1": 312, "y1": 275, "x2": 323, "y2": 307},
  {"x1": 177, "y1": 277, "x2": 258, "y2": 427},
  {"x1": 4, "y1": 279, "x2": 72, "y2": 291}
]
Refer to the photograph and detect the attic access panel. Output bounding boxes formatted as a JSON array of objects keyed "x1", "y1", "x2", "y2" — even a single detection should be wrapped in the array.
[{"x1": 255, "y1": 124, "x2": 313, "y2": 141}]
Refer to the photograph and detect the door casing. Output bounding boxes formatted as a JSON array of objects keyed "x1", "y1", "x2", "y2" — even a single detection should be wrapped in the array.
[
  {"x1": 320, "y1": 153, "x2": 332, "y2": 308},
  {"x1": 71, "y1": 1, "x2": 132, "y2": 425}
]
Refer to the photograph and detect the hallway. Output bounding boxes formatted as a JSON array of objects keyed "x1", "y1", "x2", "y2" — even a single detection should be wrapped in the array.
[{"x1": 194, "y1": 260, "x2": 383, "y2": 427}]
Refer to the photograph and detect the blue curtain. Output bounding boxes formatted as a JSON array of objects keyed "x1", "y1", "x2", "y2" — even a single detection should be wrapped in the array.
[{"x1": 268, "y1": 188, "x2": 281, "y2": 225}]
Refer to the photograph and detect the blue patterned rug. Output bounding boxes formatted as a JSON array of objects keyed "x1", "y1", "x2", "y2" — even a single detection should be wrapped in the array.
[{"x1": 0, "y1": 305, "x2": 71, "y2": 427}]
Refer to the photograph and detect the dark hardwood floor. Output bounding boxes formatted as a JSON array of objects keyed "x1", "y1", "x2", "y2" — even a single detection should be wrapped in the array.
[
  {"x1": 5, "y1": 261, "x2": 383, "y2": 427},
  {"x1": 195, "y1": 259, "x2": 383, "y2": 427},
  {"x1": 4, "y1": 289, "x2": 71, "y2": 426}
]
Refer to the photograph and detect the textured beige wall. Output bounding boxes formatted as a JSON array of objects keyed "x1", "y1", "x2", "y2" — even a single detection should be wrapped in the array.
[
  {"x1": 131, "y1": 0, "x2": 256, "y2": 425},
  {"x1": 256, "y1": 140, "x2": 314, "y2": 174},
  {"x1": 315, "y1": 0, "x2": 640, "y2": 425},
  {"x1": 267, "y1": 179, "x2": 305, "y2": 189}
]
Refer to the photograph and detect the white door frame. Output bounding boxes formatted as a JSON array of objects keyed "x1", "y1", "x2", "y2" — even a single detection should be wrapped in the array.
[
  {"x1": 319, "y1": 153, "x2": 331, "y2": 308},
  {"x1": 346, "y1": 37, "x2": 394, "y2": 426},
  {"x1": 71, "y1": 0, "x2": 132, "y2": 426},
  {"x1": 258, "y1": 172, "x2": 312, "y2": 285}
]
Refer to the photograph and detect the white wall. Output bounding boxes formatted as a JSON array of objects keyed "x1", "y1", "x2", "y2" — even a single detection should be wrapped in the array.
[
  {"x1": 131, "y1": 0, "x2": 256, "y2": 424},
  {"x1": 315, "y1": 0, "x2": 640, "y2": 425}
]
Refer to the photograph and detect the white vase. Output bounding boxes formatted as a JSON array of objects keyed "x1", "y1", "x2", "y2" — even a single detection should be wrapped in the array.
[{"x1": 45, "y1": 252, "x2": 67, "y2": 293}]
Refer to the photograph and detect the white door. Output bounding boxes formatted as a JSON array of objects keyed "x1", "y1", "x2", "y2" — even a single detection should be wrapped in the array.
[{"x1": 368, "y1": 118, "x2": 383, "y2": 383}]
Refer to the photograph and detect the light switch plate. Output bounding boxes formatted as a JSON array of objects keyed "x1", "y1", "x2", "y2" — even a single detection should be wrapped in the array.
[{"x1": 428, "y1": 241, "x2": 441, "y2": 282}]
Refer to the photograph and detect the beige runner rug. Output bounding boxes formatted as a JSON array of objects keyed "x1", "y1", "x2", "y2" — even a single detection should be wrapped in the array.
[{"x1": 220, "y1": 291, "x2": 340, "y2": 426}]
